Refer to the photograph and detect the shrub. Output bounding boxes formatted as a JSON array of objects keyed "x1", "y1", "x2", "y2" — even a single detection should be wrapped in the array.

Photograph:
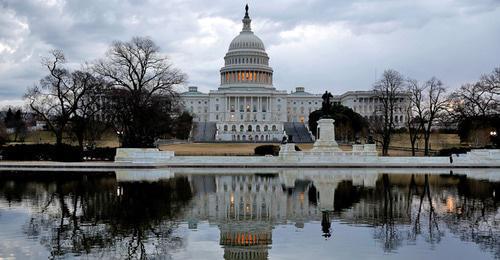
[
  {"x1": 438, "y1": 147, "x2": 471, "y2": 156},
  {"x1": 254, "y1": 145, "x2": 280, "y2": 156},
  {"x1": 83, "y1": 147, "x2": 116, "y2": 161},
  {"x1": 1, "y1": 145, "x2": 116, "y2": 162},
  {"x1": 1, "y1": 144, "x2": 82, "y2": 162}
]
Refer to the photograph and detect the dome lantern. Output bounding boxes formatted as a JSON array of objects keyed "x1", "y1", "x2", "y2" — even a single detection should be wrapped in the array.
[{"x1": 242, "y1": 4, "x2": 252, "y2": 31}]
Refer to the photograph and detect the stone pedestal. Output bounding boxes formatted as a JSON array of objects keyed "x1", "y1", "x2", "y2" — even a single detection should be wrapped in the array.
[{"x1": 312, "y1": 118, "x2": 341, "y2": 152}]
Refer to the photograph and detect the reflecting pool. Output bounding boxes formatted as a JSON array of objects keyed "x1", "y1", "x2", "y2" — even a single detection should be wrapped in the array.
[{"x1": 0, "y1": 169, "x2": 499, "y2": 259}]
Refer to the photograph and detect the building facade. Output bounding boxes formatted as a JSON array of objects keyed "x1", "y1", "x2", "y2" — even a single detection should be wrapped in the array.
[{"x1": 181, "y1": 6, "x2": 409, "y2": 142}]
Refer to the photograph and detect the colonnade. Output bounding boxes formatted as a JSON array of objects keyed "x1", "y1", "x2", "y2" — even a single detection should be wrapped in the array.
[
  {"x1": 221, "y1": 71, "x2": 272, "y2": 84},
  {"x1": 225, "y1": 96, "x2": 271, "y2": 114}
]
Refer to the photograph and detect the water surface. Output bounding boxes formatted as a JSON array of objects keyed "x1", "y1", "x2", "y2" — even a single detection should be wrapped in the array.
[{"x1": 0, "y1": 169, "x2": 499, "y2": 259}]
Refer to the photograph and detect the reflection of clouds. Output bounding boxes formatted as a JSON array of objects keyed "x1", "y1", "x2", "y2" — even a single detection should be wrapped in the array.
[{"x1": 0, "y1": 209, "x2": 49, "y2": 259}]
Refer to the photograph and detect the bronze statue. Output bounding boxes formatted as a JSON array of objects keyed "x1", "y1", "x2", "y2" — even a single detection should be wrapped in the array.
[{"x1": 321, "y1": 91, "x2": 333, "y2": 113}]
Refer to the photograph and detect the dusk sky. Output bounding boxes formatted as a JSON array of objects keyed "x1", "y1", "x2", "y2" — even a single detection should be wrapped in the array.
[{"x1": 0, "y1": 0, "x2": 499, "y2": 107}]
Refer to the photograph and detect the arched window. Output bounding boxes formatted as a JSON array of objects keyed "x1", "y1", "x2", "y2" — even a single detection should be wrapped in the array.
[
  {"x1": 400, "y1": 115, "x2": 404, "y2": 122},
  {"x1": 248, "y1": 125, "x2": 253, "y2": 132},
  {"x1": 256, "y1": 125, "x2": 261, "y2": 132},
  {"x1": 242, "y1": 135, "x2": 246, "y2": 141},
  {"x1": 223, "y1": 125, "x2": 228, "y2": 131},
  {"x1": 231, "y1": 125, "x2": 236, "y2": 131},
  {"x1": 240, "y1": 125, "x2": 244, "y2": 132},
  {"x1": 255, "y1": 135, "x2": 259, "y2": 141},
  {"x1": 264, "y1": 125, "x2": 269, "y2": 131},
  {"x1": 237, "y1": 135, "x2": 240, "y2": 141},
  {"x1": 272, "y1": 125, "x2": 277, "y2": 131}
]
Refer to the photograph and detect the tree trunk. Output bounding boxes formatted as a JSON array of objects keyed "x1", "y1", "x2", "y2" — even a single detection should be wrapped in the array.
[
  {"x1": 424, "y1": 132, "x2": 430, "y2": 156},
  {"x1": 55, "y1": 131, "x2": 63, "y2": 146}
]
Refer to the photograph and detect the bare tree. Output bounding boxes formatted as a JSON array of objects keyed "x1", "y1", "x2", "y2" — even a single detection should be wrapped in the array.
[
  {"x1": 69, "y1": 71, "x2": 107, "y2": 150},
  {"x1": 372, "y1": 69, "x2": 405, "y2": 156},
  {"x1": 480, "y1": 67, "x2": 500, "y2": 96},
  {"x1": 93, "y1": 37, "x2": 186, "y2": 147},
  {"x1": 418, "y1": 77, "x2": 448, "y2": 156},
  {"x1": 447, "y1": 68, "x2": 499, "y2": 147},
  {"x1": 406, "y1": 79, "x2": 425, "y2": 156},
  {"x1": 448, "y1": 82, "x2": 496, "y2": 120},
  {"x1": 25, "y1": 50, "x2": 95, "y2": 148},
  {"x1": 407, "y1": 78, "x2": 448, "y2": 155}
]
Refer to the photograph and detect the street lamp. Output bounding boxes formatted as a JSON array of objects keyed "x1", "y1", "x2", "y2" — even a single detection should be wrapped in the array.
[
  {"x1": 116, "y1": 130, "x2": 124, "y2": 146},
  {"x1": 490, "y1": 130, "x2": 497, "y2": 148}
]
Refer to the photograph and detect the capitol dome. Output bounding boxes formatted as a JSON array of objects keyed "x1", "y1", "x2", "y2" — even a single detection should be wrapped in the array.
[
  {"x1": 219, "y1": 5, "x2": 274, "y2": 89},
  {"x1": 228, "y1": 31, "x2": 265, "y2": 51}
]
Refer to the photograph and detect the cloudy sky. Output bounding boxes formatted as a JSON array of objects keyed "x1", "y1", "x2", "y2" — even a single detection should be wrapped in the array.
[{"x1": 0, "y1": 0, "x2": 499, "y2": 107}]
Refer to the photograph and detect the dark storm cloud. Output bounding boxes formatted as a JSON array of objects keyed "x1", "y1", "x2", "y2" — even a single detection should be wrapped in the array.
[{"x1": 0, "y1": 0, "x2": 499, "y2": 106}]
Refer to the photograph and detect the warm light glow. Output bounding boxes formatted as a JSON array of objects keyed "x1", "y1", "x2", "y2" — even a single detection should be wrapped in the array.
[
  {"x1": 230, "y1": 193, "x2": 235, "y2": 205},
  {"x1": 116, "y1": 186, "x2": 123, "y2": 196},
  {"x1": 446, "y1": 196, "x2": 455, "y2": 212}
]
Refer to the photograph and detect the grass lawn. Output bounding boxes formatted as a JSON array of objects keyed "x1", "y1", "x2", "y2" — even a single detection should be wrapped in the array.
[{"x1": 160, "y1": 133, "x2": 463, "y2": 156}]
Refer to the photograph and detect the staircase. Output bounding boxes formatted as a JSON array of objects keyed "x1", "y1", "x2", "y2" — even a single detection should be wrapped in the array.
[
  {"x1": 191, "y1": 122, "x2": 217, "y2": 142},
  {"x1": 284, "y1": 122, "x2": 314, "y2": 143}
]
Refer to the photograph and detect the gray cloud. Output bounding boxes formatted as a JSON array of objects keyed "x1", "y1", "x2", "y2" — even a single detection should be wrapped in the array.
[{"x1": 0, "y1": 0, "x2": 499, "y2": 105}]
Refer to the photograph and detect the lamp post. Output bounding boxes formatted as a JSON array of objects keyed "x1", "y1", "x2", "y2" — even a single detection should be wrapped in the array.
[
  {"x1": 490, "y1": 130, "x2": 497, "y2": 148},
  {"x1": 116, "y1": 130, "x2": 123, "y2": 147}
]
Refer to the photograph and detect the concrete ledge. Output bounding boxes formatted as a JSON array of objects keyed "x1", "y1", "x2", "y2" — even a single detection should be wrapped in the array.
[{"x1": 114, "y1": 148, "x2": 174, "y2": 163}]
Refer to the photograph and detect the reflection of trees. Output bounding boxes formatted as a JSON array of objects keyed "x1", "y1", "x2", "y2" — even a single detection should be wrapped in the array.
[
  {"x1": 373, "y1": 174, "x2": 403, "y2": 252},
  {"x1": 406, "y1": 174, "x2": 444, "y2": 245},
  {"x1": 372, "y1": 174, "x2": 445, "y2": 252},
  {"x1": 0, "y1": 174, "x2": 192, "y2": 259}
]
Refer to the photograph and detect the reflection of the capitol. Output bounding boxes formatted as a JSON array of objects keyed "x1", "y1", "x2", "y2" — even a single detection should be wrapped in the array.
[{"x1": 114, "y1": 168, "x2": 500, "y2": 260}]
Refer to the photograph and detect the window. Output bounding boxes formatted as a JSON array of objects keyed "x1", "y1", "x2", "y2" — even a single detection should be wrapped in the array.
[
  {"x1": 215, "y1": 104, "x2": 219, "y2": 111},
  {"x1": 224, "y1": 125, "x2": 228, "y2": 131}
]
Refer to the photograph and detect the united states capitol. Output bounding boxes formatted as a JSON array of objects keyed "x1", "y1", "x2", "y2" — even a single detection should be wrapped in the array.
[{"x1": 181, "y1": 5, "x2": 409, "y2": 143}]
